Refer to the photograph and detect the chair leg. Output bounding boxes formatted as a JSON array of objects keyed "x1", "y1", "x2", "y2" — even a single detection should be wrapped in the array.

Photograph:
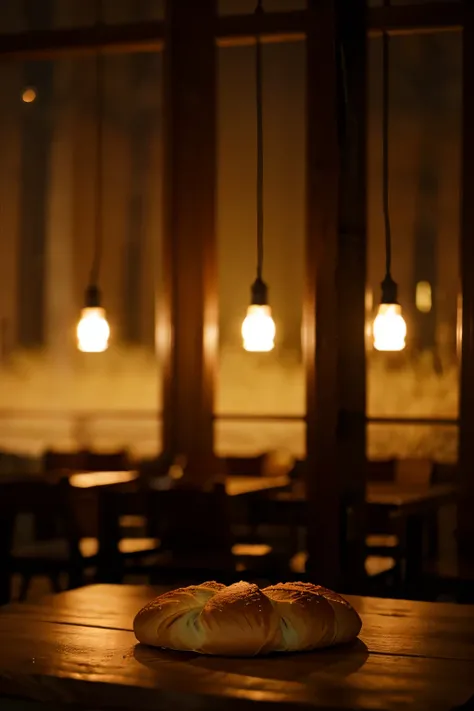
[
  {"x1": 68, "y1": 566, "x2": 85, "y2": 590},
  {"x1": 18, "y1": 574, "x2": 31, "y2": 601},
  {"x1": 49, "y1": 573, "x2": 62, "y2": 593},
  {"x1": 0, "y1": 571, "x2": 11, "y2": 606}
]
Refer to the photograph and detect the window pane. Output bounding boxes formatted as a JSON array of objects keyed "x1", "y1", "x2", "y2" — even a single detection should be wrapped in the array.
[
  {"x1": 0, "y1": 1, "x2": 163, "y2": 33},
  {"x1": 0, "y1": 52, "x2": 162, "y2": 460},
  {"x1": 367, "y1": 31, "x2": 461, "y2": 463},
  {"x1": 216, "y1": 41, "x2": 305, "y2": 456}
]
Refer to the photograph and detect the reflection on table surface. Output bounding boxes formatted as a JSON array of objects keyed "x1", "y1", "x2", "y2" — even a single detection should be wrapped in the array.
[
  {"x1": 69, "y1": 470, "x2": 139, "y2": 488},
  {"x1": 225, "y1": 474, "x2": 290, "y2": 496}
]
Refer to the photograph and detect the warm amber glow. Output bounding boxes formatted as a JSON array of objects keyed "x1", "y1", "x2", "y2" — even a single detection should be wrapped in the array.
[
  {"x1": 70, "y1": 471, "x2": 138, "y2": 488},
  {"x1": 416, "y1": 281, "x2": 432, "y2": 313},
  {"x1": 242, "y1": 304, "x2": 276, "y2": 352},
  {"x1": 373, "y1": 303, "x2": 407, "y2": 352},
  {"x1": 457, "y1": 293, "x2": 462, "y2": 358},
  {"x1": 22, "y1": 87, "x2": 37, "y2": 103},
  {"x1": 77, "y1": 307, "x2": 110, "y2": 353}
]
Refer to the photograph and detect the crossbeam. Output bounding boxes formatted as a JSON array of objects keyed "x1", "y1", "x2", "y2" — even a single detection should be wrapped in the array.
[
  {"x1": 0, "y1": 3, "x2": 463, "y2": 61},
  {"x1": 368, "y1": 1, "x2": 462, "y2": 37},
  {"x1": 0, "y1": 21, "x2": 164, "y2": 60}
]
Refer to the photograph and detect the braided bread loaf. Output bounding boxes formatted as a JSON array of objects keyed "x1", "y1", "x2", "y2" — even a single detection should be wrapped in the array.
[{"x1": 133, "y1": 581, "x2": 361, "y2": 656}]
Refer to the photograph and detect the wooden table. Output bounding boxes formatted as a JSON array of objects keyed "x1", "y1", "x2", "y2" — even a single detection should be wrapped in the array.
[
  {"x1": 280, "y1": 481, "x2": 456, "y2": 511},
  {"x1": 276, "y1": 482, "x2": 456, "y2": 583},
  {"x1": 366, "y1": 483, "x2": 456, "y2": 512},
  {"x1": 366, "y1": 483, "x2": 457, "y2": 583},
  {"x1": 69, "y1": 470, "x2": 139, "y2": 488},
  {"x1": 225, "y1": 474, "x2": 290, "y2": 497},
  {"x1": 1, "y1": 584, "x2": 473, "y2": 711}
]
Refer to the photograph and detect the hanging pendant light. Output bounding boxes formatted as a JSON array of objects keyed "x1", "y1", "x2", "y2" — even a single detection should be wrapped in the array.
[
  {"x1": 241, "y1": 0, "x2": 276, "y2": 353},
  {"x1": 373, "y1": 17, "x2": 407, "y2": 352},
  {"x1": 77, "y1": 0, "x2": 110, "y2": 353}
]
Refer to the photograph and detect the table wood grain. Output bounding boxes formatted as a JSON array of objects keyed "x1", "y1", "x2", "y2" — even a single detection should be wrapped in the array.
[{"x1": 1, "y1": 584, "x2": 473, "y2": 711}]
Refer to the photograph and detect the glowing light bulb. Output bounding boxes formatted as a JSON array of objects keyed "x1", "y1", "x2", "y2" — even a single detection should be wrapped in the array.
[
  {"x1": 373, "y1": 303, "x2": 406, "y2": 352},
  {"x1": 242, "y1": 304, "x2": 276, "y2": 352},
  {"x1": 22, "y1": 87, "x2": 37, "y2": 103},
  {"x1": 77, "y1": 306, "x2": 110, "y2": 353}
]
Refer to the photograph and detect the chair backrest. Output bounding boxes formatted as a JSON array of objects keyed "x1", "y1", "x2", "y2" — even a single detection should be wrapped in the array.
[
  {"x1": 396, "y1": 458, "x2": 433, "y2": 487},
  {"x1": 367, "y1": 458, "x2": 396, "y2": 483},
  {"x1": 43, "y1": 450, "x2": 86, "y2": 474},
  {"x1": 83, "y1": 449, "x2": 130, "y2": 472},
  {"x1": 0, "y1": 479, "x2": 81, "y2": 554},
  {"x1": 287, "y1": 459, "x2": 306, "y2": 480},
  {"x1": 262, "y1": 449, "x2": 295, "y2": 477},
  {"x1": 431, "y1": 462, "x2": 457, "y2": 484},
  {"x1": 161, "y1": 485, "x2": 232, "y2": 553},
  {"x1": 98, "y1": 484, "x2": 232, "y2": 558},
  {"x1": 43, "y1": 449, "x2": 130, "y2": 475},
  {"x1": 222, "y1": 454, "x2": 266, "y2": 477}
]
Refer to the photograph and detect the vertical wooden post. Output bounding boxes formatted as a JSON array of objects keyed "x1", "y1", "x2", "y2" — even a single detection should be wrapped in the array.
[
  {"x1": 336, "y1": 0, "x2": 367, "y2": 586},
  {"x1": 304, "y1": 0, "x2": 341, "y2": 587},
  {"x1": 305, "y1": 0, "x2": 367, "y2": 588},
  {"x1": 160, "y1": 0, "x2": 218, "y2": 485},
  {"x1": 458, "y1": 1, "x2": 474, "y2": 558}
]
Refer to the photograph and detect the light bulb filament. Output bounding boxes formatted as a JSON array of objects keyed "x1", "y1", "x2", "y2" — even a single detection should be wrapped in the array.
[
  {"x1": 241, "y1": 304, "x2": 275, "y2": 352},
  {"x1": 77, "y1": 307, "x2": 110, "y2": 353},
  {"x1": 373, "y1": 303, "x2": 406, "y2": 352}
]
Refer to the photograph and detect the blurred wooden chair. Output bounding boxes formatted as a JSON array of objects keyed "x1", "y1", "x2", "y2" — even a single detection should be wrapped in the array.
[
  {"x1": 365, "y1": 502, "x2": 404, "y2": 574},
  {"x1": 367, "y1": 458, "x2": 396, "y2": 482},
  {"x1": 97, "y1": 484, "x2": 278, "y2": 584},
  {"x1": 286, "y1": 459, "x2": 306, "y2": 481},
  {"x1": 262, "y1": 450, "x2": 295, "y2": 478},
  {"x1": 222, "y1": 454, "x2": 266, "y2": 477},
  {"x1": 431, "y1": 462, "x2": 457, "y2": 484},
  {"x1": 366, "y1": 459, "x2": 404, "y2": 575},
  {"x1": 396, "y1": 458, "x2": 437, "y2": 560},
  {"x1": 83, "y1": 449, "x2": 130, "y2": 472},
  {"x1": 0, "y1": 479, "x2": 95, "y2": 603},
  {"x1": 395, "y1": 458, "x2": 433, "y2": 487},
  {"x1": 43, "y1": 449, "x2": 86, "y2": 475},
  {"x1": 43, "y1": 449, "x2": 130, "y2": 475}
]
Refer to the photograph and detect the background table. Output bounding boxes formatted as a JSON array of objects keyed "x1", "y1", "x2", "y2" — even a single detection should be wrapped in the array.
[
  {"x1": 69, "y1": 470, "x2": 139, "y2": 489},
  {"x1": 224, "y1": 474, "x2": 290, "y2": 496},
  {"x1": 1, "y1": 584, "x2": 473, "y2": 711}
]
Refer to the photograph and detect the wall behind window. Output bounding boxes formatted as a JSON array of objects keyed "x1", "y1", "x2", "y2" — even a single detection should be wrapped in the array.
[
  {"x1": 0, "y1": 51, "x2": 162, "y2": 458},
  {"x1": 366, "y1": 31, "x2": 461, "y2": 460}
]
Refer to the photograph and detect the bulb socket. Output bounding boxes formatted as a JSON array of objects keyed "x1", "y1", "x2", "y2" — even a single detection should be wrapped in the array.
[
  {"x1": 380, "y1": 274, "x2": 398, "y2": 305},
  {"x1": 250, "y1": 277, "x2": 269, "y2": 306},
  {"x1": 84, "y1": 284, "x2": 102, "y2": 308}
]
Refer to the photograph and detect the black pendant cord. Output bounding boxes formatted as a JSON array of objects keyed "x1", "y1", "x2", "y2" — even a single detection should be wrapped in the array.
[
  {"x1": 89, "y1": 0, "x2": 104, "y2": 289},
  {"x1": 382, "y1": 25, "x2": 391, "y2": 280},
  {"x1": 380, "y1": 1, "x2": 398, "y2": 304},
  {"x1": 255, "y1": 0, "x2": 264, "y2": 283}
]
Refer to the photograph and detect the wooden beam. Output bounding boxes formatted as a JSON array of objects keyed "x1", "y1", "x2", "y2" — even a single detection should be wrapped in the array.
[
  {"x1": 216, "y1": 10, "x2": 306, "y2": 47},
  {"x1": 304, "y1": 0, "x2": 367, "y2": 590},
  {"x1": 0, "y1": 22, "x2": 164, "y2": 60},
  {"x1": 335, "y1": 0, "x2": 367, "y2": 588},
  {"x1": 304, "y1": 0, "x2": 341, "y2": 588},
  {"x1": 0, "y1": 3, "x2": 463, "y2": 60},
  {"x1": 367, "y1": 2, "x2": 462, "y2": 37},
  {"x1": 159, "y1": 0, "x2": 218, "y2": 485},
  {"x1": 458, "y1": 0, "x2": 474, "y2": 560},
  {"x1": 0, "y1": 11, "x2": 305, "y2": 60}
]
